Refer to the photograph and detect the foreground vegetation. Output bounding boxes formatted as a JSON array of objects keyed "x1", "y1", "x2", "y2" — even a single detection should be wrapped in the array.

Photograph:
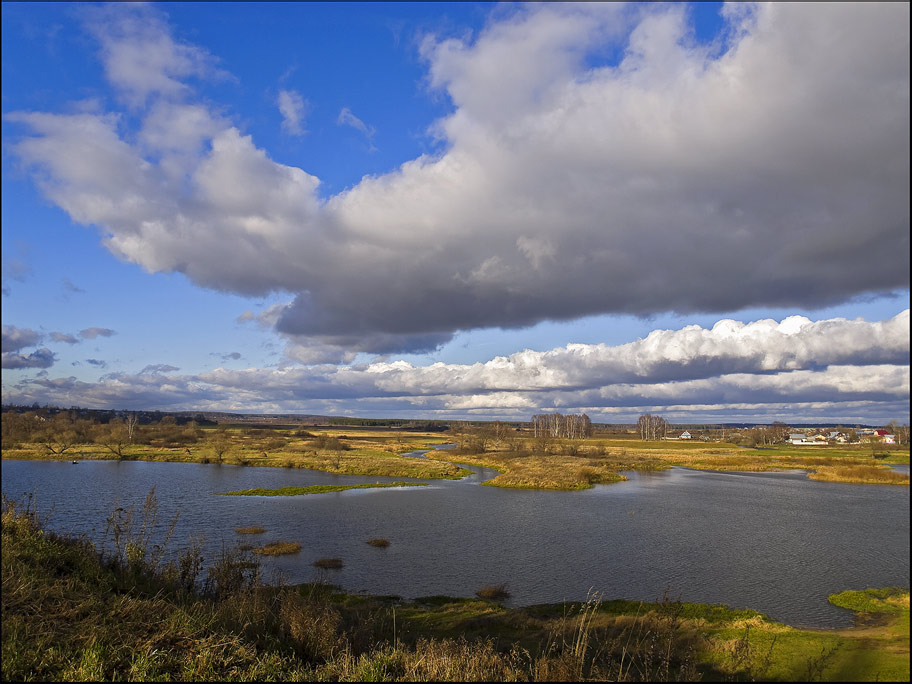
[{"x1": 2, "y1": 497, "x2": 908, "y2": 681}]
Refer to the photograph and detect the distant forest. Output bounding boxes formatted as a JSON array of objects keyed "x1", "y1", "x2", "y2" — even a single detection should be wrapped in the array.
[{"x1": 0, "y1": 403, "x2": 879, "y2": 431}]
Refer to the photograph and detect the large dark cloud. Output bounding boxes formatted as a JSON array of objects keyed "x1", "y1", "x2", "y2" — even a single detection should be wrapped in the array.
[{"x1": 5, "y1": 3, "x2": 910, "y2": 361}]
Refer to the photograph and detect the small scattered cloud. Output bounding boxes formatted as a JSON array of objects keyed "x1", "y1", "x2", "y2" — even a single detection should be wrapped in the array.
[
  {"x1": 337, "y1": 106, "x2": 376, "y2": 149},
  {"x1": 50, "y1": 332, "x2": 81, "y2": 344},
  {"x1": 85, "y1": 358, "x2": 107, "y2": 368},
  {"x1": 2, "y1": 248, "x2": 32, "y2": 295},
  {"x1": 2, "y1": 325, "x2": 44, "y2": 353},
  {"x1": 80, "y1": 327, "x2": 116, "y2": 339},
  {"x1": 140, "y1": 363, "x2": 179, "y2": 374},
  {"x1": 2, "y1": 348, "x2": 56, "y2": 369},
  {"x1": 2, "y1": 257, "x2": 31, "y2": 282},
  {"x1": 80, "y1": 3, "x2": 232, "y2": 109},
  {"x1": 277, "y1": 89, "x2": 309, "y2": 136},
  {"x1": 210, "y1": 351, "x2": 242, "y2": 361},
  {"x1": 62, "y1": 278, "x2": 85, "y2": 294}
]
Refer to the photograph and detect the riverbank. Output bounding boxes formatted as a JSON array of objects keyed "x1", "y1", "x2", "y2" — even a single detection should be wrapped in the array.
[
  {"x1": 217, "y1": 482, "x2": 430, "y2": 496},
  {"x1": 2, "y1": 427, "x2": 908, "y2": 491},
  {"x1": 2, "y1": 499, "x2": 907, "y2": 681},
  {"x1": 426, "y1": 440, "x2": 910, "y2": 489}
]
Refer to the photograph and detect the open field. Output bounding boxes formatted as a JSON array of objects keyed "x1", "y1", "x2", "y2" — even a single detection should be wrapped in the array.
[
  {"x1": 2, "y1": 499, "x2": 908, "y2": 681},
  {"x1": 2, "y1": 420, "x2": 907, "y2": 491}
]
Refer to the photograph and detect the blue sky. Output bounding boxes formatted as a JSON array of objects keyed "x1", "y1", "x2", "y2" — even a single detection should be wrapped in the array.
[{"x1": 2, "y1": 2, "x2": 909, "y2": 424}]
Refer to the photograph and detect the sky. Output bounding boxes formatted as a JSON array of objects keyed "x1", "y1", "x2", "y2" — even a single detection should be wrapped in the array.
[{"x1": 1, "y1": 1, "x2": 909, "y2": 425}]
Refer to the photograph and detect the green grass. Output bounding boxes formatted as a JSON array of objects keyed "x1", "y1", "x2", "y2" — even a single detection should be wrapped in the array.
[
  {"x1": 216, "y1": 481, "x2": 429, "y2": 496},
  {"x1": 828, "y1": 587, "x2": 907, "y2": 613}
]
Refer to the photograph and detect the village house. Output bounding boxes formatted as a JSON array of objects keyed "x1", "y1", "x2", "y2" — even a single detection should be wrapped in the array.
[
  {"x1": 873, "y1": 429, "x2": 896, "y2": 444},
  {"x1": 790, "y1": 433, "x2": 826, "y2": 446}
]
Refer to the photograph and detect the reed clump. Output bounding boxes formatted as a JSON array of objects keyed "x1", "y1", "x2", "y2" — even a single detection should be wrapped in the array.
[
  {"x1": 253, "y1": 541, "x2": 301, "y2": 556},
  {"x1": 476, "y1": 583, "x2": 511, "y2": 601},
  {"x1": 313, "y1": 557, "x2": 344, "y2": 569},
  {"x1": 366, "y1": 538, "x2": 390, "y2": 547},
  {"x1": 235, "y1": 526, "x2": 266, "y2": 534}
]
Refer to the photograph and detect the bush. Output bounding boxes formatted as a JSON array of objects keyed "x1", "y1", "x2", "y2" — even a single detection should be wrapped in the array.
[
  {"x1": 476, "y1": 583, "x2": 511, "y2": 601},
  {"x1": 310, "y1": 435, "x2": 348, "y2": 451}
]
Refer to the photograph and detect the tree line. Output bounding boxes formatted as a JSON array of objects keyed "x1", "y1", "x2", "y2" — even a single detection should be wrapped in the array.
[
  {"x1": 1, "y1": 410, "x2": 205, "y2": 457},
  {"x1": 530, "y1": 413, "x2": 593, "y2": 439}
]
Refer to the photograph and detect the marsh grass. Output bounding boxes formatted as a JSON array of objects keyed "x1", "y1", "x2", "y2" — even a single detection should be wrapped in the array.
[
  {"x1": 235, "y1": 526, "x2": 266, "y2": 534},
  {"x1": 313, "y1": 557, "x2": 344, "y2": 569},
  {"x1": 366, "y1": 538, "x2": 391, "y2": 547},
  {"x1": 253, "y1": 541, "x2": 301, "y2": 556},
  {"x1": 476, "y1": 583, "x2": 511, "y2": 601},
  {"x1": 808, "y1": 465, "x2": 909, "y2": 485},
  {"x1": 8, "y1": 427, "x2": 906, "y2": 491}
]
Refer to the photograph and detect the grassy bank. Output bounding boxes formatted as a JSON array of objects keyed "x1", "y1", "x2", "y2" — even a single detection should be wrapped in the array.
[
  {"x1": 3, "y1": 426, "x2": 907, "y2": 491},
  {"x1": 1, "y1": 427, "x2": 470, "y2": 481},
  {"x1": 2, "y1": 497, "x2": 908, "y2": 681},
  {"x1": 426, "y1": 437, "x2": 909, "y2": 490},
  {"x1": 217, "y1": 482, "x2": 429, "y2": 496}
]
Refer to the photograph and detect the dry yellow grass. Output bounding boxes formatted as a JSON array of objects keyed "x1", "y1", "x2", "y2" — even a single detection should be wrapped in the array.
[
  {"x1": 4, "y1": 428, "x2": 907, "y2": 491},
  {"x1": 807, "y1": 465, "x2": 909, "y2": 485},
  {"x1": 252, "y1": 541, "x2": 301, "y2": 556}
]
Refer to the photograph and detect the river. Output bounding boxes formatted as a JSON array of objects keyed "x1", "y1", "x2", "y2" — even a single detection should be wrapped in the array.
[{"x1": 2, "y1": 457, "x2": 908, "y2": 629}]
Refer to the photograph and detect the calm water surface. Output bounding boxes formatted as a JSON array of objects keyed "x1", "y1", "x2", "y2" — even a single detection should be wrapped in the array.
[{"x1": 2, "y1": 458, "x2": 908, "y2": 629}]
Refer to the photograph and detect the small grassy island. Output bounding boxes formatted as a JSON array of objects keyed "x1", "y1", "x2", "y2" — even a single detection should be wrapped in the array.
[
  {"x1": 217, "y1": 482, "x2": 429, "y2": 496},
  {"x1": 2, "y1": 500, "x2": 908, "y2": 682}
]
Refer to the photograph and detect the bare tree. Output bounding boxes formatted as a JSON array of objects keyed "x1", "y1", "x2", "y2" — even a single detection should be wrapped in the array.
[
  {"x1": 125, "y1": 412, "x2": 139, "y2": 443},
  {"x1": 40, "y1": 413, "x2": 78, "y2": 456},
  {"x1": 887, "y1": 420, "x2": 909, "y2": 446},
  {"x1": 637, "y1": 414, "x2": 668, "y2": 441},
  {"x1": 531, "y1": 412, "x2": 593, "y2": 440},
  {"x1": 208, "y1": 428, "x2": 232, "y2": 464},
  {"x1": 96, "y1": 419, "x2": 129, "y2": 460}
]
